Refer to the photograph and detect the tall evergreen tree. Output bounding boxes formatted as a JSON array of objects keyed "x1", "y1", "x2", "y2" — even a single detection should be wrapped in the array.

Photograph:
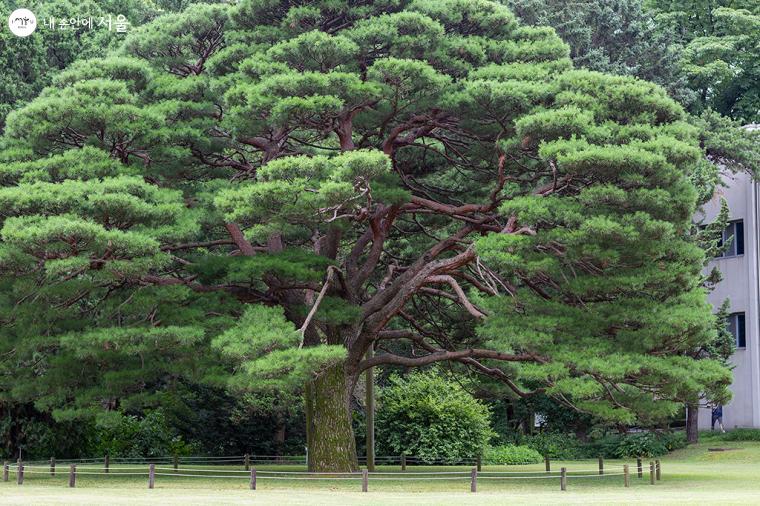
[{"x1": 0, "y1": 0, "x2": 730, "y2": 471}]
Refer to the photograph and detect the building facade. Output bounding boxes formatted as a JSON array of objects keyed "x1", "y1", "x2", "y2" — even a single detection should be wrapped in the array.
[{"x1": 697, "y1": 168, "x2": 760, "y2": 429}]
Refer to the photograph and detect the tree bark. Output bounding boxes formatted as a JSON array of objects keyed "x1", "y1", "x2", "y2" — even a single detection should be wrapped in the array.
[
  {"x1": 305, "y1": 363, "x2": 358, "y2": 472},
  {"x1": 686, "y1": 403, "x2": 699, "y2": 443}
]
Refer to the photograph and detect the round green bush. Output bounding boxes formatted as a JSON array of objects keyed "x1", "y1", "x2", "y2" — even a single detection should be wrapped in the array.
[
  {"x1": 376, "y1": 370, "x2": 494, "y2": 464},
  {"x1": 484, "y1": 444, "x2": 543, "y2": 465}
]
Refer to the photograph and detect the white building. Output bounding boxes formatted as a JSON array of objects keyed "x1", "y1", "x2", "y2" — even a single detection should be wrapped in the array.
[{"x1": 697, "y1": 168, "x2": 760, "y2": 429}]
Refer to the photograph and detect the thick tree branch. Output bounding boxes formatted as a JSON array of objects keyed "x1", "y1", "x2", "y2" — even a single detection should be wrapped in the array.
[
  {"x1": 357, "y1": 348, "x2": 536, "y2": 372},
  {"x1": 224, "y1": 222, "x2": 257, "y2": 256},
  {"x1": 298, "y1": 266, "x2": 339, "y2": 347},
  {"x1": 424, "y1": 275, "x2": 487, "y2": 318}
]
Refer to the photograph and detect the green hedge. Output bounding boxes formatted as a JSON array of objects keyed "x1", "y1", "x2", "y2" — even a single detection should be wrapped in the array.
[
  {"x1": 483, "y1": 444, "x2": 543, "y2": 465},
  {"x1": 515, "y1": 431, "x2": 687, "y2": 459}
]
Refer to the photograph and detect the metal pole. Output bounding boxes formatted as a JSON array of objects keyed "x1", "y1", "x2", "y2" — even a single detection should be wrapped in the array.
[
  {"x1": 470, "y1": 467, "x2": 477, "y2": 493},
  {"x1": 148, "y1": 464, "x2": 155, "y2": 489},
  {"x1": 366, "y1": 346, "x2": 375, "y2": 472},
  {"x1": 69, "y1": 464, "x2": 76, "y2": 488},
  {"x1": 362, "y1": 469, "x2": 368, "y2": 492},
  {"x1": 250, "y1": 468, "x2": 256, "y2": 490},
  {"x1": 560, "y1": 467, "x2": 567, "y2": 491}
]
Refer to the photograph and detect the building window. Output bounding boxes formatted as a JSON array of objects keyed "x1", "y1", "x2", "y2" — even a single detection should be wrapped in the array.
[
  {"x1": 728, "y1": 313, "x2": 746, "y2": 349},
  {"x1": 717, "y1": 220, "x2": 744, "y2": 257}
]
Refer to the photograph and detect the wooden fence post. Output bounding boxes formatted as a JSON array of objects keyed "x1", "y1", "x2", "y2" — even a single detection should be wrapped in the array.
[
  {"x1": 148, "y1": 464, "x2": 155, "y2": 489},
  {"x1": 544, "y1": 456, "x2": 550, "y2": 472},
  {"x1": 656, "y1": 459, "x2": 661, "y2": 481},
  {"x1": 637, "y1": 457, "x2": 642, "y2": 478},
  {"x1": 69, "y1": 464, "x2": 76, "y2": 488},
  {"x1": 560, "y1": 467, "x2": 567, "y2": 491},
  {"x1": 245, "y1": 453, "x2": 250, "y2": 471},
  {"x1": 173, "y1": 454, "x2": 178, "y2": 473},
  {"x1": 624, "y1": 464, "x2": 629, "y2": 487},
  {"x1": 649, "y1": 461, "x2": 655, "y2": 485},
  {"x1": 250, "y1": 468, "x2": 256, "y2": 490},
  {"x1": 598, "y1": 456, "x2": 604, "y2": 475},
  {"x1": 50, "y1": 456, "x2": 55, "y2": 476},
  {"x1": 476, "y1": 455, "x2": 482, "y2": 472},
  {"x1": 470, "y1": 467, "x2": 477, "y2": 493},
  {"x1": 16, "y1": 461, "x2": 23, "y2": 485},
  {"x1": 362, "y1": 469, "x2": 368, "y2": 492},
  {"x1": 3, "y1": 461, "x2": 8, "y2": 482},
  {"x1": 401, "y1": 454, "x2": 406, "y2": 471},
  {"x1": 104, "y1": 454, "x2": 109, "y2": 474}
]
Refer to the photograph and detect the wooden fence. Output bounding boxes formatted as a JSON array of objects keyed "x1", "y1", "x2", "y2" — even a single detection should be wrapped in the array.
[{"x1": 1, "y1": 454, "x2": 662, "y2": 492}]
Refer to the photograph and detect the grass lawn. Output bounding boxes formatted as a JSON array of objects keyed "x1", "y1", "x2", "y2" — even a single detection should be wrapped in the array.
[{"x1": 1, "y1": 438, "x2": 758, "y2": 505}]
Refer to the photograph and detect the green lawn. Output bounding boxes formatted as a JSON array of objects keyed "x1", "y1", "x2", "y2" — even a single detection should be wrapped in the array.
[{"x1": 2, "y1": 440, "x2": 758, "y2": 505}]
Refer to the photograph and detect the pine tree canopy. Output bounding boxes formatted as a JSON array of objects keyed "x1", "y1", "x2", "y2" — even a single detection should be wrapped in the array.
[{"x1": 0, "y1": 0, "x2": 731, "y2": 470}]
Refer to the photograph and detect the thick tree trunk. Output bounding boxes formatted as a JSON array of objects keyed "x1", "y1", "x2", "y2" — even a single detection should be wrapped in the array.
[
  {"x1": 305, "y1": 363, "x2": 358, "y2": 472},
  {"x1": 686, "y1": 403, "x2": 699, "y2": 443}
]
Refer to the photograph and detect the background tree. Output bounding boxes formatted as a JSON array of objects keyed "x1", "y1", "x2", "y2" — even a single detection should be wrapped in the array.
[
  {"x1": 0, "y1": 0, "x2": 730, "y2": 472},
  {"x1": 506, "y1": 0, "x2": 693, "y2": 104},
  {"x1": 647, "y1": 0, "x2": 759, "y2": 122}
]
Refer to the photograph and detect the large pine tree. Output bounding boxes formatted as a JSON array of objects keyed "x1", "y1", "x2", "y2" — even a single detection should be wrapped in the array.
[{"x1": 0, "y1": 0, "x2": 730, "y2": 471}]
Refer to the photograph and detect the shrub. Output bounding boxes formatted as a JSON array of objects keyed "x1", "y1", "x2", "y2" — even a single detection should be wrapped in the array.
[
  {"x1": 0, "y1": 409, "x2": 95, "y2": 460},
  {"x1": 376, "y1": 370, "x2": 494, "y2": 464},
  {"x1": 587, "y1": 434, "x2": 625, "y2": 459},
  {"x1": 615, "y1": 432, "x2": 686, "y2": 457},
  {"x1": 658, "y1": 431, "x2": 687, "y2": 451},
  {"x1": 520, "y1": 432, "x2": 585, "y2": 460},
  {"x1": 94, "y1": 411, "x2": 196, "y2": 458},
  {"x1": 484, "y1": 444, "x2": 543, "y2": 465},
  {"x1": 720, "y1": 429, "x2": 760, "y2": 441}
]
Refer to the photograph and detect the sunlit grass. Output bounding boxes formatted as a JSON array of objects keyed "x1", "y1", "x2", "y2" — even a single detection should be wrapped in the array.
[{"x1": 2, "y1": 440, "x2": 760, "y2": 504}]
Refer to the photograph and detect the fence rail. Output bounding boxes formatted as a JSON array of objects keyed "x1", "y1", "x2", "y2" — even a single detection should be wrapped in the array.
[{"x1": 1, "y1": 455, "x2": 662, "y2": 493}]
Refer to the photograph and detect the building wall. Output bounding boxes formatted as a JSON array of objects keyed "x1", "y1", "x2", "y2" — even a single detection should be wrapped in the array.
[{"x1": 696, "y1": 171, "x2": 760, "y2": 429}]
